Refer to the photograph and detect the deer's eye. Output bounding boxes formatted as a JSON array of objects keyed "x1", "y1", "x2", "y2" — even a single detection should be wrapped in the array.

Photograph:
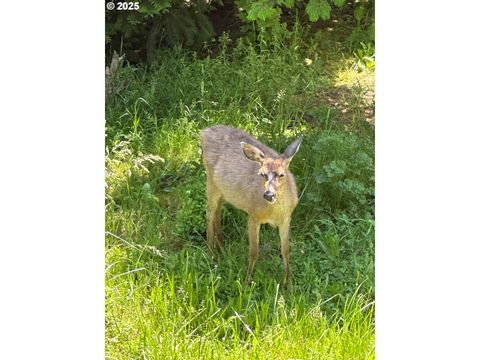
[{"x1": 279, "y1": 173, "x2": 285, "y2": 178}]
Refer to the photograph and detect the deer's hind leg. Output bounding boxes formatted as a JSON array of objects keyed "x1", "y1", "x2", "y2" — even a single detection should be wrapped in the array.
[
  {"x1": 213, "y1": 197, "x2": 224, "y2": 247},
  {"x1": 206, "y1": 178, "x2": 224, "y2": 251}
]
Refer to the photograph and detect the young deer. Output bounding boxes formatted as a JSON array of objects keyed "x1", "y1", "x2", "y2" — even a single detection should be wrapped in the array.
[{"x1": 200, "y1": 125, "x2": 302, "y2": 285}]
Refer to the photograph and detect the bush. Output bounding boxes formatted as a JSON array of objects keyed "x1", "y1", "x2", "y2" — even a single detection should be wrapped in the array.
[
  {"x1": 106, "y1": 0, "x2": 216, "y2": 63},
  {"x1": 294, "y1": 131, "x2": 374, "y2": 220}
]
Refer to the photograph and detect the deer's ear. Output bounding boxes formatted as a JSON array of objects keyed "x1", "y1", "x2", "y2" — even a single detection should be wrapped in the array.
[
  {"x1": 282, "y1": 136, "x2": 303, "y2": 167},
  {"x1": 240, "y1": 142, "x2": 265, "y2": 165}
]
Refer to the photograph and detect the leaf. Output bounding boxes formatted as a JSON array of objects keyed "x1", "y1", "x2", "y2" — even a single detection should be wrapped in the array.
[
  {"x1": 142, "y1": 182, "x2": 152, "y2": 194},
  {"x1": 247, "y1": 1, "x2": 278, "y2": 21},
  {"x1": 306, "y1": 0, "x2": 331, "y2": 22},
  {"x1": 332, "y1": 0, "x2": 346, "y2": 7},
  {"x1": 354, "y1": 6, "x2": 365, "y2": 22},
  {"x1": 284, "y1": 0, "x2": 295, "y2": 9},
  {"x1": 153, "y1": 0, "x2": 172, "y2": 12},
  {"x1": 138, "y1": 0, "x2": 172, "y2": 14}
]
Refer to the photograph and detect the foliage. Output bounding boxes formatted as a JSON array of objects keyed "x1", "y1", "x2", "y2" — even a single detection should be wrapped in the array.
[
  {"x1": 106, "y1": 0, "x2": 374, "y2": 63},
  {"x1": 345, "y1": 1, "x2": 375, "y2": 51},
  {"x1": 298, "y1": 216, "x2": 375, "y2": 305},
  {"x1": 236, "y1": 0, "x2": 350, "y2": 26},
  {"x1": 175, "y1": 169, "x2": 207, "y2": 241},
  {"x1": 306, "y1": 0, "x2": 332, "y2": 22},
  {"x1": 297, "y1": 131, "x2": 374, "y2": 219},
  {"x1": 354, "y1": 41, "x2": 375, "y2": 71},
  {"x1": 106, "y1": 0, "x2": 216, "y2": 62}
]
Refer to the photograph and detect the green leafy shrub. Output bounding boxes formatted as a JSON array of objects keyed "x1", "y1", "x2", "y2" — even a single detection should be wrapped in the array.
[
  {"x1": 296, "y1": 131, "x2": 374, "y2": 219},
  {"x1": 106, "y1": 0, "x2": 216, "y2": 62},
  {"x1": 345, "y1": 1, "x2": 375, "y2": 51},
  {"x1": 106, "y1": 0, "x2": 373, "y2": 64},
  {"x1": 236, "y1": 0, "x2": 347, "y2": 27}
]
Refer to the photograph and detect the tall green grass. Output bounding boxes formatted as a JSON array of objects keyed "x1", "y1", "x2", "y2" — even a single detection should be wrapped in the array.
[
  {"x1": 106, "y1": 30, "x2": 375, "y2": 359},
  {"x1": 106, "y1": 234, "x2": 374, "y2": 359}
]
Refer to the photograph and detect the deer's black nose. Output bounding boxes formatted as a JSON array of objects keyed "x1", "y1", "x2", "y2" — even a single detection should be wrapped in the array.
[{"x1": 263, "y1": 191, "x2": 275, "y2": 202}]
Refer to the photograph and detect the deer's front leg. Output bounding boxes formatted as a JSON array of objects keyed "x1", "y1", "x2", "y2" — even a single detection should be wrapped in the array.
[
  {"x1": 246, "y1": 217, "x2": 260, "y2": 282},
  {"x1": 206, "y1": 180, "x2": 222, "y2": 252},
  {"x1": 279, "y1": 218, "x2": 292, "y2": 287}
]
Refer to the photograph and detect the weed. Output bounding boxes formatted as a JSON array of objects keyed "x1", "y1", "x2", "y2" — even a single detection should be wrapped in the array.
[
  {"x1": 175, "y1": 169, "x2": 207, "y2": 242},
  {"x1": 354, "y1": 42, "x2": 375, "y2": 71}
]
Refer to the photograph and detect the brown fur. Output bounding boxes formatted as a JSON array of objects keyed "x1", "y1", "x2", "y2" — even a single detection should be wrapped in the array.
[{"x1": 200, "y1": 125, "x2": 301, "y2": 285}]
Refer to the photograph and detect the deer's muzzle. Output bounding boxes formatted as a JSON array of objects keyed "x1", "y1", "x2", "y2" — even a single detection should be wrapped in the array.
[{"x1": 263, "y1": 191, "x2": 276, "y2": 203}]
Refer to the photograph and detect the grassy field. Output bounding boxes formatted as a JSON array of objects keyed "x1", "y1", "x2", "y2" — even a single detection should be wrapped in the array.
[{"x1": 105, "y1": 29, "x2": 375, "y2": 359}]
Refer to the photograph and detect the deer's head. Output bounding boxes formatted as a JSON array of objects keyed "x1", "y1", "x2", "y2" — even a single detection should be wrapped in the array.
[{"x1": 241, "y1": 137, "x2": 302, "y2": 204}]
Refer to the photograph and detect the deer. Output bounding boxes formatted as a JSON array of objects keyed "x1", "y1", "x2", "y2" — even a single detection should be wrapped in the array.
[{"x1": 200, "y1": 125, "x2": 302, "y2": 286}]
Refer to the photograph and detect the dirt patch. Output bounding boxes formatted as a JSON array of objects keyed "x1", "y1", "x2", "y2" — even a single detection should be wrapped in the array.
[{"x1": 317, "y1": 81, "x2": 375, "y2": 127}]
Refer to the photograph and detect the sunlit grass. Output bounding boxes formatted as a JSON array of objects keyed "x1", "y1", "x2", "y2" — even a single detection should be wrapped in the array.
[
  {"x1": 334, "y1": 61, "x2": 374, "y2": 89},
  {"x1": 105, "y1": 238, "x2": 375, "y2": 359},
  {"x1": 153, "y1": 118, "x2": 203, "y2": 171}
]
